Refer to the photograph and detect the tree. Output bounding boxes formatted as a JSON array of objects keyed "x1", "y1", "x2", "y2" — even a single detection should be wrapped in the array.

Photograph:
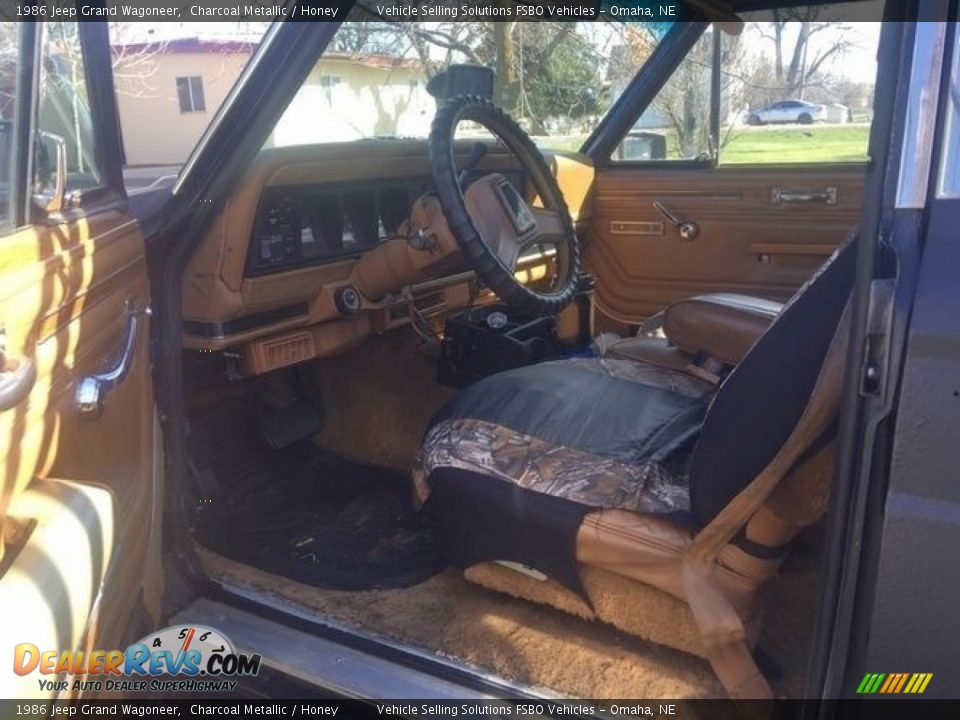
[
  {"x1": 313, "y1": 10, "x2": 651, "y2": 137},
  {"x1": 643, "y1": 29, "x2": 747, "y2": 158},
  {"x1": 759, "y1": 11, "x2": 857, "y2": 98}
]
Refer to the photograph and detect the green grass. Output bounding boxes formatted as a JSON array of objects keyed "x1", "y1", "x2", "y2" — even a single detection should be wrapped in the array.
[
  {"x1": 719, "y1": 124, "x2": 871, "y2": 164},
  {"x1": 531, "y1": 123, "x2": 871, "y2": 165}
]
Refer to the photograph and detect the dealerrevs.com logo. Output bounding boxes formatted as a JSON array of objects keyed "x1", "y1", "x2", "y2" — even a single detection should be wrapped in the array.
[{"x1": 13, "y1": 625, "x2": 261, "y2": 694}]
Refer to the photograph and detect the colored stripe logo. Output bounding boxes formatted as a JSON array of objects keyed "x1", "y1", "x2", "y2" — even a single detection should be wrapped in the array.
[{"x1": 857, "y1": 672, "x2": 933, "y2": 694}]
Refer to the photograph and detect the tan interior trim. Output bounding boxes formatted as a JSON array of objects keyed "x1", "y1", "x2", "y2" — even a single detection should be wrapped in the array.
[
  {"x1": 750, "y1": 242, "x2": 839, "y2": 257},
  {"x1": 586, "y1": 167, "x2": 864, "y2": 322},
  {"x1": 681, "y1": 300, "x2": 853, "y2": 699}
]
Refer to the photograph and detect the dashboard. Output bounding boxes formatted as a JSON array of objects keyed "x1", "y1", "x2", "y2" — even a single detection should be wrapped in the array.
[
  {"x1": 247, "y1": 172, "x2": 523, "y2": 277},
  {"x1": 181, "y1": 140, "x2": 595, "y2": 376}
]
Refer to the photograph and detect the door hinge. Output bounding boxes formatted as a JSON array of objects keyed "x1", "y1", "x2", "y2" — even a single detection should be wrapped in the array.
[{"x1": 860, "y1": 278, "x2": 896, "y2": 398}]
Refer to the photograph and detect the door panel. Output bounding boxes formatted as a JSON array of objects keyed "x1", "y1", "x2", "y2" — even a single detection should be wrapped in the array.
[
  {"x1": 0, "y1": 212, "x2": 159, "y2": 698},
  {"x1": 3, "y1": 479, "x2": 114, "y2": 699},
  {"x1": 0, "y1": 18, "x2": 163, "y2": 698},
  {"x1": 586, "y1": 166, "x2": 864, "y2": 322}
]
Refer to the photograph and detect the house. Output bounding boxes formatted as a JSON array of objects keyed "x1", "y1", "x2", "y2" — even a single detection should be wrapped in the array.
[
  {"x1": 112, "y1": 38, "x2": 429, "y2": 166},
  {"x1": 112, "y1": 38, "x2": 252, "y2": 166}
]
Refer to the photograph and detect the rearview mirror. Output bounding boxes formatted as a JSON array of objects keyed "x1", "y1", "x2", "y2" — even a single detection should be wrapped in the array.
[{"x1": 427, "y1": 65, "x2": 495, "y2": 102}]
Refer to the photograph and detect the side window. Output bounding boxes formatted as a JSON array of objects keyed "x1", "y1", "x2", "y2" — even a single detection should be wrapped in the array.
[
  {"x1": 721, "y1": 14, "x2": 880, "y2": 165},
  {"x1": 614, "y1": 29, "x2": 715, "y2": 162},
  {"x1": 0, "y1": 23, "x2": 22, "y2": 234},
  {"x1": 37, "y1": 22, "x2": 102, "y2": 197},
  {"x1": 612, "y1": 5, "x2": 881, "y2": 166}
]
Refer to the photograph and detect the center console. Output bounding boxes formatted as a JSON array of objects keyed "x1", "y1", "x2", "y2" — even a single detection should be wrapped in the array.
[
  {"x1": 437, "y1": 275, "x2": 597, "y2": 387},
  {"x1": 437, "y1": 305, "x2": 561, "y2": 387}
]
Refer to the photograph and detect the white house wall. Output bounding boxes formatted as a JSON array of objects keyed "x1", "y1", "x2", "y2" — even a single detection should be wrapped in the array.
[{"x1": 114, "y1": 51, "x2": 250, "y2": 166}]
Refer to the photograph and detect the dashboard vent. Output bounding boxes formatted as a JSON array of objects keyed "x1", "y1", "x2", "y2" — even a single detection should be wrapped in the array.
[{"x1": 241, "y1": 331, "x2": 316, "y2": 376}]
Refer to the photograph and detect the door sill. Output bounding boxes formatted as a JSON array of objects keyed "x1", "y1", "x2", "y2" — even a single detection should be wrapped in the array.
[{"x1": 176, "y1": 580, "x2": 553, "y2": 700}]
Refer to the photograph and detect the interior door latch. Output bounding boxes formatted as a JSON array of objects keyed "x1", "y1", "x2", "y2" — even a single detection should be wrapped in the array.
[
  {"x1": 860, "y1": 278, "x2": 895, "y2": 398},
  {"x1": 653, "y1": 201, "x2": 699, "y2": 240}
]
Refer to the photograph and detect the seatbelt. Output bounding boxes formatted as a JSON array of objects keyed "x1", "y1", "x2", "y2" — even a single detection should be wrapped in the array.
[
  {"x1": 681, "y1": 300, "x2": 852, "y2": 699},
  {"x1": 684, "y1": 351, "x2": 731, "y2": 386}
]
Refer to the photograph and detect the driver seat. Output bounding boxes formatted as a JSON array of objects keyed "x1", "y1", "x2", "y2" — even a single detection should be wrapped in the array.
[{"x1": 414, "y1": 237, "x2": 860, "y2": 698}]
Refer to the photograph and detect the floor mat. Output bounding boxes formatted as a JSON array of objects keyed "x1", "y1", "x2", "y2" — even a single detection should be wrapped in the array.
[
  {"x1": 198, "y1": 547, "x2": 722, "y2": 699},
  {"x1": 189, "y1": 398, "x2": 445, "y2": 591}
]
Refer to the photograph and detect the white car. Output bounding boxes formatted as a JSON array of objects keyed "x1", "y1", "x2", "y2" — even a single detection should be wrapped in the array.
[{"x1": 745, "y1": 99, "x2": 826, "y2": 125}]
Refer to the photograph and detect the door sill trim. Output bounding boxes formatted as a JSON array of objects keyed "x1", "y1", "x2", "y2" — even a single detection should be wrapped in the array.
[{"x1": 179, "y1": 578, "x2": 554, "y2": 700}]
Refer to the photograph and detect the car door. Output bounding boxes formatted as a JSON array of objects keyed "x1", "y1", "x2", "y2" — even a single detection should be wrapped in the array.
[
  {"x1": 767, "y1": 101, "x2": 788, "y2": 123},
  {"x1": 0, "y1": 21, "x2": 161, "y2": 699},
  {"x1": 585, "y1": 11, "x2": 875, "y2": 323}
]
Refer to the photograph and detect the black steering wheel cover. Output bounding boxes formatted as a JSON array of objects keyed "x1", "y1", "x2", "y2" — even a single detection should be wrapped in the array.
[{"x1": 429, "y1": 96, "x2": 581, "y2": 315}]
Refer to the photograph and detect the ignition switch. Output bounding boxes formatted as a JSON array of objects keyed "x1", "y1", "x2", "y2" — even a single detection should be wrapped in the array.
[{"x1": 334, "y1": 285, "x2": 362, "y2": 315}]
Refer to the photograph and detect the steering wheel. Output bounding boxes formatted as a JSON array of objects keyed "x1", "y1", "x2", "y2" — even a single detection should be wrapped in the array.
[{"x1": 429, "y1": 96, "x2": 581, "y2": 316}]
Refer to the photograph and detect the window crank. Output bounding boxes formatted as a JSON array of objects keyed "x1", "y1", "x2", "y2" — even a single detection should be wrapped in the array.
[{"x1": 653, "y1": 201, "x2": 699, "y2": 241}]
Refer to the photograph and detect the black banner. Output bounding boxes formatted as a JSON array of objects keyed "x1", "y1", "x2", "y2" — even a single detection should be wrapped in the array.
[
  {"x1": 0, "y1": 0, "x2": 690, "y2": 23},
  {"x1": 4, "y1": 699, "x2": 960, "y2": 720},
  {"x1": 0, "y1": 0, "x2": 897, "y2": 23}
]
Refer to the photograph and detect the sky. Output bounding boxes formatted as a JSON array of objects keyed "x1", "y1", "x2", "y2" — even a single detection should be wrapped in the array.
[{"x1": 739, "y1": 21, "x2": 882, "y2": 85}]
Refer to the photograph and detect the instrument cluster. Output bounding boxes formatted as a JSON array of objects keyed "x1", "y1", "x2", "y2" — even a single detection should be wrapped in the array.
[{"x1": 246, "y1": 172, "x2": 525, "y2": 276}]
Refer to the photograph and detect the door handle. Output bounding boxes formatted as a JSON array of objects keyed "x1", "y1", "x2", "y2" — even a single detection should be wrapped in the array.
[
  {"x1": 770, "y1": 186, "x2": 838, "y2": 205},
  {"x1": 653, "y1": 201, "x2": 699, "y2": 240},
  {"x1": 0, "y1": 350, "x2": 36, "y2": 412},
  {"x1": 75, "y1": 302, "x2": 151, "y2": 419}
]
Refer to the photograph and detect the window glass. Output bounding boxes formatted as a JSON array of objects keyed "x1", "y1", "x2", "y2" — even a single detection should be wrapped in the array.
[
  {"x1": 720, "y1": 12, "x2": 881, "y2": 165},
  {"x1": 614, "y1": 29, "x2": 715, "y2": 161},
  {"x1": 265, "y1": 19, "x2": 669, "y2": 153},
  {"x1": 612, "y1": 3, "x2": 882, "y2": 165},
  {"x1": 38, "y1": 22, "x2": 102, "y2": 196},
  {"x1": 0, "y1": 22, "x2": 21, "y2": 234},
  {"x1": 109, "y1": 23, "x2": 269, "y2": 170},
  {"x1": 937, "y1": 24, "x2": 960, "y2": 198}
]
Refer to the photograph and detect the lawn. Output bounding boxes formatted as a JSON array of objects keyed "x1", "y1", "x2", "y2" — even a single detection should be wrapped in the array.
[
  {"x1": 532, "y1": 123, "x2": 871, "y2": 164},
  {"x1": 720, "y1": 124, "x2": 871, "y2": 164}
]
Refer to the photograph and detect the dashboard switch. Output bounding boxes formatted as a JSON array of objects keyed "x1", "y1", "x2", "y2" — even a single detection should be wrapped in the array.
[{"x1": 334, "y1": 286, "x2": 362, "y2": 315}]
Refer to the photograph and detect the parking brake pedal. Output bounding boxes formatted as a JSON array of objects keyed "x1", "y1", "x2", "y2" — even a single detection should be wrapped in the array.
[{"x1": 260, "y1": 401, "x2": 324, "y2": 450}]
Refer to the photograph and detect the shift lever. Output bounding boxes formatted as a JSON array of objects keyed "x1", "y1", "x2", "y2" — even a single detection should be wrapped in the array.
[{"x1": 458, "y1": 142, "x2": 488, "y2": 188}]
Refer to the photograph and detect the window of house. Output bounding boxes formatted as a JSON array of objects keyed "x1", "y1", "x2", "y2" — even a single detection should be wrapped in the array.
[
  {"x1": 176, "y1": 76, "x2": 206, "y2": 113},
  {"x1": 613, "y1": 4, "x2": 882, "y2": 165},
  {"x1": 319, "y1": 75, "x2": 341, "y2": 102}
]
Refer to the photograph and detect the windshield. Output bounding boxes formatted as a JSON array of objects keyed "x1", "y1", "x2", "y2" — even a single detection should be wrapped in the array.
[{"x1": 266, "y1": 20, "x2": 669, "y2": 152}]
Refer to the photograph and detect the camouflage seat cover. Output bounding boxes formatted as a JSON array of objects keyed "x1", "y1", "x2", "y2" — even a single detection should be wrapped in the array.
[{"x1": 415, "y1": 356, "x2": 713, "y2": 516}]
